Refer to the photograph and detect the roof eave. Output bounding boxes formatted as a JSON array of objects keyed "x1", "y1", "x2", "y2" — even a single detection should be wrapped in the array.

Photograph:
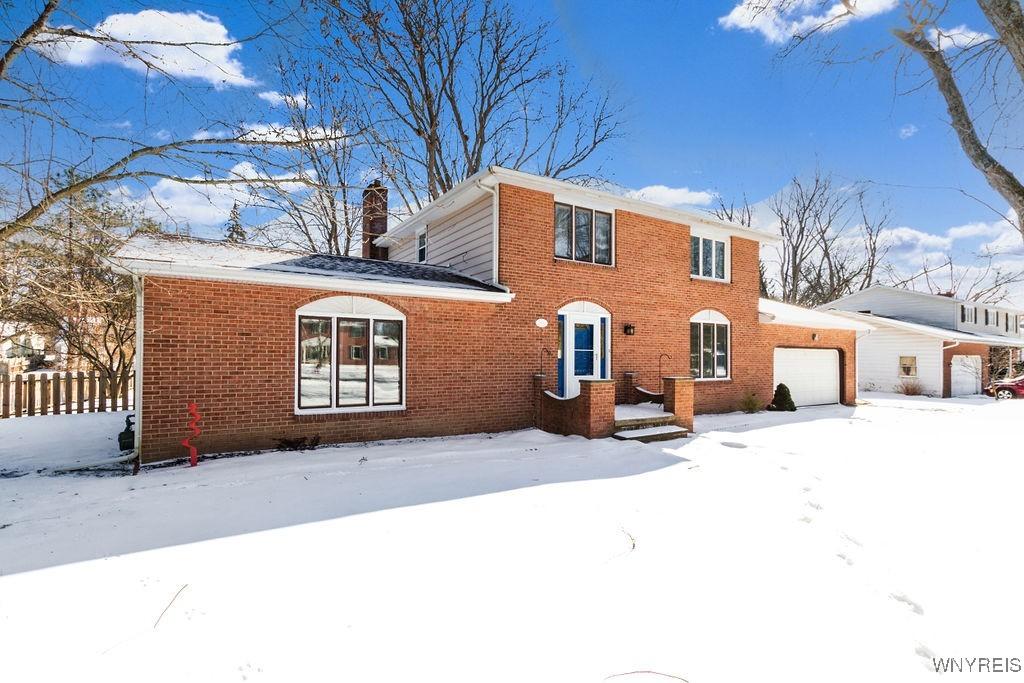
[
  {"x1": 378, "y1": 166, "x2": 782, "y2": 246},
  {"x1": 111, "y1": 257, "x2": 516, "y2": 304}
]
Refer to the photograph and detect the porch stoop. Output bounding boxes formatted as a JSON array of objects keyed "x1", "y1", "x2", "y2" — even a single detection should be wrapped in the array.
[{"x1": 612, "y1": 402, "x2": 688, "y2": 443}]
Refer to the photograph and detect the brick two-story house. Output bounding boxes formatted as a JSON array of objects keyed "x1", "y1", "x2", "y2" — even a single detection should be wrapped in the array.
[{"x1": 113, "y1": 167, "x2": 869, "y2": 462}]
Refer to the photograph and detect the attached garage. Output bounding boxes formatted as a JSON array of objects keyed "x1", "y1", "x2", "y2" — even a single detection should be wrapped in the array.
[
  {"x1": 773, "y1": 348, "x2": 841, "y2": 407},
  {"x1": 950, "y1": 355, "x2": 983, "y2": 396}
]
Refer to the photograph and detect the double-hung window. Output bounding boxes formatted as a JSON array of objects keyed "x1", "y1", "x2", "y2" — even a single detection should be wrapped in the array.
[
  {"x1": 297, "y1": 311, "x2": 404, "y2": 411},
  {"x1": 554, "y1": 203, "x2": 613, "y2": 265},
  {"x1": 416, "y1": 229, "x2": 428, "y2": 263},
  {"x1": 690, "y1": 233, "x2": 728, "y2": 281},
  {"x1": 689, "y1": 310, "x2": 730, "y2": 380},
  {"x1": 961, "y1": 305, "x2": 977, "y2": 324},
  {"x1": 899, "y1": 356, "x2": 918, "y2": 378}
]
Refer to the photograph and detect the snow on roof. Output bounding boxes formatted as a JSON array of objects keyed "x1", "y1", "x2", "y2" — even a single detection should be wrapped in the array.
[
  {"x1": 758, "y1": 298, "x2": 874, "y2": 332},
  {"x1": 824, "y1": 310, "x2": 1024, "y2": 347},
  {"x1": 110, "y1": 234, "x2": 512, "y2": 302}
]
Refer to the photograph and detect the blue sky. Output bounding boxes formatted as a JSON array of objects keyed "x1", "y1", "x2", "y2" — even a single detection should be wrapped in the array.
[{"x1": 7, "y1": 0, "x2": 1024, "y2": 290}]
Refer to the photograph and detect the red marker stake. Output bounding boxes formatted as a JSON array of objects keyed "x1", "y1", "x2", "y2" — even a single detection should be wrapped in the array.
[{"x1": 181, "y1": 402, "x2": 202, "y2": 467}]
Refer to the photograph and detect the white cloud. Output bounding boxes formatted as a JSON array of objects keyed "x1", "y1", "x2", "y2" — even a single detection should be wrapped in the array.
[
  {"x1": 152, "y1": 129, "x2": 172, "y2": 142},
  {"x1": 719, "y1": 0, "x2": 898, "y2": 44},
  {"x1": 192, "y1": 123, "x2": 344, "y2": 145},
  {"x1": 946, "y1": 220, "x2": 1006, "y2": 241},
  {"x1": 878, "y1": 226, "x2": 952, "y2": 261},
  {"x1": 625, "y1": 184, "x2": 715, "y2": 208},
  {"x1": 35, "y1": 10, "x2": 254, "y2": 88},
  {"x1": 898, "y1": 124, "x2": 918, "y2": 139},
  {"x1": 258, "y1": 91, "x2": 308, "y2": 108},
  {"x1": 927, "y1": 25, "x2": 993, "y2": 51}
]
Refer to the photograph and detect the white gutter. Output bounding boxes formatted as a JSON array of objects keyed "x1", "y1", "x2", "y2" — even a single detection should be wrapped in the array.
[{"x1": 112, "y1": 259, "x2": 516, "y2": 304}]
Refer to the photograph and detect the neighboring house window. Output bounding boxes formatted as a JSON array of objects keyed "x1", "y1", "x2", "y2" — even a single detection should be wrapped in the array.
[
  {"x1": 690, "y1": 233, "x2": 728, "y2": 281},
  {"x1": 416, "y1": 229, "x2": 427, "y2": 263},
  {"x1": 961, "y1": 305, "x2": 976, "y2": 324},
  {"x1": 296, "y1": 299, "x2": 405, "y2": 412},
  {"x1": 899, "y1": 356, "x2": 918, "y2": 378},
  {"x1": 689, "y1": 310, "x2": 730, "y2": 379},
  {"x1": 554, "y1": 202, "x2": 613, "y2": 265}
]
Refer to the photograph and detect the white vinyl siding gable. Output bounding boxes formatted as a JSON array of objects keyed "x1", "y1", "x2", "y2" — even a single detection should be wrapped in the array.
[
  {"x1": 389, "y1": 196, "x2": 494, "y2": 283},
  {"x1": 856, "y1": 327, "x2": 943, "y2": 396},
  {"x1": 829, "y1": 288, "x2": 956, "y2": 328}
]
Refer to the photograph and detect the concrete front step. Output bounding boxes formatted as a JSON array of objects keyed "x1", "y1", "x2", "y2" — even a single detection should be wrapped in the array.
[
  {"x1": 614, "y1": 415, "x2": 678, "y2": 430},
  {"x1": 613, "y1": 424, "x2": 689, "y2": 442}
]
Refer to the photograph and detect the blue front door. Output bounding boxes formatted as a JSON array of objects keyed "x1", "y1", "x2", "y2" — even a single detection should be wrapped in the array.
[{"x1": 574, "y1": 323, "x2": 595, "y2": 377}]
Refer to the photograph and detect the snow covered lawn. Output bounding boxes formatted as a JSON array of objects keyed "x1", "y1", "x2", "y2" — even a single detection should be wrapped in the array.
[{"x1": 2, "y1": 392, "x2": 1023, "y2": 681}]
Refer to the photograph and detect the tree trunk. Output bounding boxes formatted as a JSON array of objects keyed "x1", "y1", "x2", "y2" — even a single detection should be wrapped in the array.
[{"x1": 894, "y1": 27, "x2": 1024, "y2": 238}]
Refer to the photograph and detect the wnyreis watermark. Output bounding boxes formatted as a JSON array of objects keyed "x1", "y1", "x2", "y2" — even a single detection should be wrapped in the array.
[{"x1": 932, "y1": 657, "x2": 1022, "y2": 673}]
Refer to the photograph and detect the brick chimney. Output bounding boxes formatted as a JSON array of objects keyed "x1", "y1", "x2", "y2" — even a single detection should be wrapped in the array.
[{"x1": 361, "y1": 180, "x2": 389, "y2": 260}]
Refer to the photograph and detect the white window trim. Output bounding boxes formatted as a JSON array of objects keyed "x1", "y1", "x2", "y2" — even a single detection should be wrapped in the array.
[
  {"x1": 416, "y1": 227, "x2": 428, "y2": 263},
  {"x1": 294, "y1": 298, "x2": 407, "y2": 415},
  {"x1": 553, "y1": 201, "x2": 616, "y2": 267},
  {"x1": 689, "y1": 309, "x2": 731, "y2": 381},
  {"x1": 690, "y1": 229, "x2": 731, "y2": 283}
]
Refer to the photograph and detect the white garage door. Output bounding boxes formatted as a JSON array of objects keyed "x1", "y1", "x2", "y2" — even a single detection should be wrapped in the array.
[
  {"x1": 950, "y1": 355, "x2": 983, "y2": 396},
  {"x1": 773, "y1": 348, "x2": 840, "y2": 407}
]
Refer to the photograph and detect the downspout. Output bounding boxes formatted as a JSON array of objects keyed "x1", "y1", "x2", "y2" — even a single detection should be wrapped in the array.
[
  {"x1": 133, "y1": 274, "x2": 144, "y2": 460},
  {"x1": 477, "y1": 176, "x2": 499, "y2": 285}
]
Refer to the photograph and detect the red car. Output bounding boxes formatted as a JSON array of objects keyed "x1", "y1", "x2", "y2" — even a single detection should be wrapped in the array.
[{"x1": 985, "y1": 375, "x2": 1024, "y2": 400}]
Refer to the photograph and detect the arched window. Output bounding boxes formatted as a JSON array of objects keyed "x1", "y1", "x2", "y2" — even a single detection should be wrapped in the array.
[
  {"x1": 296, "y1": 296, "x2": 405, "y2": 412},
  {"x1": 557, "y1": 301, "x2": 611, "y2": 398},
  {"x1": 689, "y1": 310, "x2": 730, "y2": 380}
]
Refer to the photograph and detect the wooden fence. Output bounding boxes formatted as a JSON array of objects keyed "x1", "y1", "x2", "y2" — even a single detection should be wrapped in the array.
[{"x1": 0, "y1": 370, "x2": 134, "y2": 419}]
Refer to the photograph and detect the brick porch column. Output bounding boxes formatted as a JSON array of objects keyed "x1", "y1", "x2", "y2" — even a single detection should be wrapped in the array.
[
  {"x1": 662, "y1": 376, "x2": 694, "y2": 432},
  {"x1": 622, "y1": 371, "x2": 639, "y2": 404},
  {"x1": 577, "y1": 379, "x2": 616, "y2": 438}
]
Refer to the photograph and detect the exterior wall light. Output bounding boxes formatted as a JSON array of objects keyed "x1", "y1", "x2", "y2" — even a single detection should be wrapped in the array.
[
  {"x1": 624, "y1": 324, "x2": 636, "y2": 336},
  {"x1": 812, "y1": 333, "x2": 820, "y2": 341}
]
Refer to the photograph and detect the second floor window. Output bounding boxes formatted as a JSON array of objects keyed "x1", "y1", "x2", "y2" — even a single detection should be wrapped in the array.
[
  {"x1": 416, "y1": 229, "x2": 427, "y2": 263},
  {"x1": 555, "y1": 203, "x2": 612, "y2": 265},
  {"x1": 690, "y1": 234, "x2": 727, "y2": 281},
  {"x1": 961, "y1": 305, "x2": 977, "y2": 324}
]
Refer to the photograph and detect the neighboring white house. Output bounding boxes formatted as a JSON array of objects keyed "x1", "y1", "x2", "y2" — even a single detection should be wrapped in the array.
[{"x1": 822, "y1": 286, "x2": 1024, "y2": 397}]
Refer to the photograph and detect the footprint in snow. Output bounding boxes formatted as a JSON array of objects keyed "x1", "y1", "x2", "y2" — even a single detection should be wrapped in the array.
[
  {"x1": 841, "y1": 532, "x2": 862, "y2": 547},
  {"x1": 799, "y1": 516, "x2": 814, "y2": 524},
  {"x1": 890, "y1": 593, "x2": 924, "y2": 615},
  {"x1": 806, "y1": 501, "x2": 823, "y2": 511},
  {"x1": 720, "y1": 441, "x2": 747, "y2": 449},
  {"x1": 836, "y1": 553, "x2": 854, "y2": 566}
]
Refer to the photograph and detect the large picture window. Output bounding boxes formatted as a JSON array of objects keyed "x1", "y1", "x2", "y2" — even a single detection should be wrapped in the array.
[
  {"x1": 690, "y1": 233, "x2": 728, "y2": 281},
  {"x1": 689, "y1": 310, "x2": 730, "y2": 380},
  {"x1": 296, "y1": 297, "x2": 405, "y2": 412},
  {"x1": 554, "y1": 202, "x2": 613, "y2": 265}
]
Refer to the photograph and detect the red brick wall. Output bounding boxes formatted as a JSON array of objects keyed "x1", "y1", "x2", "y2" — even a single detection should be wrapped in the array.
[
  {"x1": 535, "y1": 379, "x2": 616, "y2": 438},
  {"x1": 495, "y1": 183, "x2": 858, "y2": 414},
  {"x1": 139, "y1": 277, "x2": 534, "y2": 462},
  {"x1": 942, "y1": 342, "x2": 991, "y2": 397},
  {"x1": 138, "y1": 182, "x2": 858, "y2": 461}
]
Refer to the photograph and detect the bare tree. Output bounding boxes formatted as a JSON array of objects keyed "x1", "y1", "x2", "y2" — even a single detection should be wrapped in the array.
[
  {"x1": 249, "y1": 59, "x2": 369, "y2": 256},
  {"x1": 886, "y1": 250, "x2": 1024, "y2": 303},
  {"x1": 1, "y1": 184, "x2": 160, "y2": 395},
  {"x1": 736, "y1": 0, "x2": 1024, "y2": 240},
  {"x1": 311, "y1": 0, "x2": 623, "y2": 209},
  {"x1": 0, "y1": 1, "x2": 341, "y2": 242},
  {"x1": 732, "y1": 170, "x2": 890, "y2": 306}
]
